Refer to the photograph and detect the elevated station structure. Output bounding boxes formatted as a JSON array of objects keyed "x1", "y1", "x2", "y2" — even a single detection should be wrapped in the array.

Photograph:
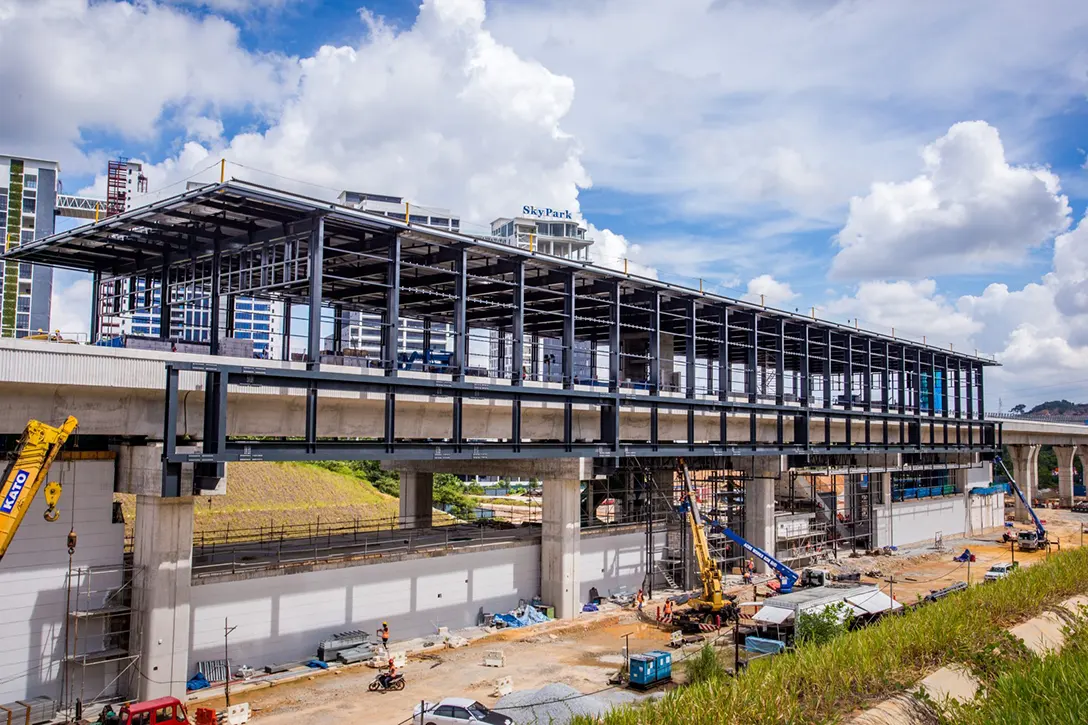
[
  {"x1": 0, "y1": 178, "x2": 1005, "y2": 705},
  {"x1": 5, "y1": 179, "x2": 998, "y2": 467}
]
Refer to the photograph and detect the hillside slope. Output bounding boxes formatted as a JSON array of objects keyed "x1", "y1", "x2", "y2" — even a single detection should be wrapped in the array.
[{"x1": 117, "y1": 461, "x2": 402, "y2": 542}]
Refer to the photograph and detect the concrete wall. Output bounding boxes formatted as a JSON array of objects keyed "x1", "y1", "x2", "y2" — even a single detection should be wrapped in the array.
[
  {"x1": 0, "y1": 459, "x2": 125, "y2": 704},
  {"x1": 967, "y1": 492, "x2": 1005, "y2": 535},
  {"x1": 190, "y1": 542, "x2": 542, "y2": 669},
  {"x1": 579, "y1": 530, "x2": 662, "y2": 602},
  {"x1": 875, "y1": 496, "x2": 967, "y2": 548},
  {"x1": 190, "y1": 528, "x2": 658, "y2": 670}
]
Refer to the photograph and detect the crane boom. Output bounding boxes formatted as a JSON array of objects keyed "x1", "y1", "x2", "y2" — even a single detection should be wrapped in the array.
[
  {"x1": 994, "y1": 455, "x2": 1046, "y2": 541},
  {"x1": 0, "y1": 417, "x2": 78, "y2": 561},
  {"x1": 710, "y1": 525, "x2": 800, "y2": 593},
  {"x1": 678, "y1": 460, "x2": 725, "y2": 609}
]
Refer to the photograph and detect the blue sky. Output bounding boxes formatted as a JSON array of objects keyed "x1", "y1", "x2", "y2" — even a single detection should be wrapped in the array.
[{"x1": 6, "y1": 0, "x2": 1088, "y2": 407}]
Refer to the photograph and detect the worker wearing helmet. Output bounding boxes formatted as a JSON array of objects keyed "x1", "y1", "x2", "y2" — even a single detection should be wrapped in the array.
[
  {"x1": 380, "y1": 657, "x2": 398, "y2": 689},
  {"x1": 636, "y1": 588, "x2": 645, "y2": 612},
  {"x1": 380, "y1": 622, "x2": 390, "y2": 650}
]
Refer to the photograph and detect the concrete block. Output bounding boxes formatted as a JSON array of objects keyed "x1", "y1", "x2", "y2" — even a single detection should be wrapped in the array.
[
  {"x1": 918, "y1": 664, "x2": 980, "y2": 704},
  {"x1": 1010, "y1": 612, "x2": 1068, "y2": 655},
  {"x1": 849, "y1": 695, "x2": 934, "y2": 725}
]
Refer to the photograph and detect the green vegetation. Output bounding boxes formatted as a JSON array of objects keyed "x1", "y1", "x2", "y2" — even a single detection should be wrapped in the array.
[
  {"x1": 116, "y1": 461, "x2": 403, "y2": 543},
  {"x1": 572, "y1": 547, "x2": 1088, "y2": 725},
  {"x1": 795, "y1": 601, "x2": 853, "y2": 647},
  {"x1": 940, "y1": 619, "x2": 1088, "y2": 724},
  {"x1": 434, "y1": 472, "x2": 476, "y2": 520},
  {"x1": 310, "y1": 460, "x2": 400, "y2": 497},
  {"x1": 683, "y1": 644, "x2": 728, "y2": 686}
]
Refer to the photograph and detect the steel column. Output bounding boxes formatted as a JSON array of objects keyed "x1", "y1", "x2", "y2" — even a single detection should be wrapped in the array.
[
  {"x1": 209, "y1": 237, "x2": 222, "y2": 356},
  {"x1": 605, "y1": 280, "x2": 621, "y2": 451},
  {"x1": 748, "y1": 314, "x2": 759, "y2": 445},
  {"x1": 452, "y1": 248, "x2": 467, "y2": 450},
  {"x1": 687, "y1": 299, "x2": 697, "y2": 449},
  {"x1": 718, "y1": 306, "x2": 729, "y2": 445},
  {"x1": 776, "y1": 318, "x2": 785, "y2": 446},
  {"x1": 650, "y1": 291, "x2": 661, "y2": 448},
  {"x1": 512, "y1": 260, "x2": 525, "y2": 451},
  {"x1": 156, "y1": 252, "x2": 170, "y2": 339},
  {"x1": 384, "y1": 234, "x2": 401, "y2": 452}
]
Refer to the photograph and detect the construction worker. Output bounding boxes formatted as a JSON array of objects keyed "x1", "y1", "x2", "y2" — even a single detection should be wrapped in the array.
[
  {"x1": 380, "y1": 621, "x2": 390, "y2": 650},
  {"x1": 636, "y1": 588, "x2": 645, "y2": 611},
  {"x1": 744, "y1": 557, "x2": 754, "y2": 584},
  {"x1": 379, "y1": 657, "x2": 398, "y2": 689},
  {"x1": 662, "y1": 599, "x2": 673, "y2": 623}
]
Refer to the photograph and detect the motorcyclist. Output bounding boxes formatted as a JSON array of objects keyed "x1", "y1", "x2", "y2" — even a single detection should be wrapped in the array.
[{"x1": 379, "y1": 658, "x2": 398, "y2": 689}]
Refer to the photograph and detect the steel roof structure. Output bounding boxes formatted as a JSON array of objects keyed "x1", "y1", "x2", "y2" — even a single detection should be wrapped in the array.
[{"x1": 4, "y1": 179, "x2": 999, "y2": 483}]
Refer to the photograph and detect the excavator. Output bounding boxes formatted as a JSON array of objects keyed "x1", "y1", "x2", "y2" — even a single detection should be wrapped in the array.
[{"x1": 0, "y1": 416, "x2": 78, "y2": 561}]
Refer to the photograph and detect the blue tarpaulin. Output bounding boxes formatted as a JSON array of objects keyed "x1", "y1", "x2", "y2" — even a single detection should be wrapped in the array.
[
  {"x1": 186, "y1": 673, "x2": 210, "y2": 692},
  {"x1": 307, "y1": 659, "x2": 329, "y2": 669},
  {"x1": 494, "y1": 604, "x2": 551, "y2": 628}
]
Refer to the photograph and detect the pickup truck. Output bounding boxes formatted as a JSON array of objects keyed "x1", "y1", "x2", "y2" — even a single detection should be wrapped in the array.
[
  {"x1": 983, "y1": 561, "x2": 1019, "y2": 582},
  {"x1": 414, "y1": 698, "x2": 514, "y2": 725}
]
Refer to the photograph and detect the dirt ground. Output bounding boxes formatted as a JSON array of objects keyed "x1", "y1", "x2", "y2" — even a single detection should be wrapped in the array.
[
  {"x1": 198, "y1": 615, "x2": 673, "y2": 725},
  {"x1": 195, "y1": 507, "x2": 1088, "y2": 725}
]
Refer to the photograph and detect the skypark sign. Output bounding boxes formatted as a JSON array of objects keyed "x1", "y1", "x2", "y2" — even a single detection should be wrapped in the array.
[{"x1": 523, "y1": 205, "x2": 573, "y2": 220}]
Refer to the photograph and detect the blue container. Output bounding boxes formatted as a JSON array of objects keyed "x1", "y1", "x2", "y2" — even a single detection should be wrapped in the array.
[
  {"x1": 628, "y1": 654, "x2": 656, "y2": 686},
  {"x1": 744, "y1": 637, "x2": 786, "y2": 655},
  {"x1": 647, "y1": 650, "x2": 672, "y2": 680}
]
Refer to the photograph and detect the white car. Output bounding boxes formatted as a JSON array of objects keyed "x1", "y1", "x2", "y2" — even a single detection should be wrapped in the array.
[
  {"x1": 983, "y1": 561, "x2": 1019, "y2": 582},
  {"x1": 414, "y1": 698, "x2": 513, "y2": 725}
]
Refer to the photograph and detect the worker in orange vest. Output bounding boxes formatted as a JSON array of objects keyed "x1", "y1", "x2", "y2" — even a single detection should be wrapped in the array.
[
  {"x1": 663, "y1": 599, "x2": 673, "y2": 622},
  {"x1": 380, "y1": 621, "x2": 390, "y2": 650},
  {"x1": 636, "y1": 588, "x2": 645, "y2": 611}
]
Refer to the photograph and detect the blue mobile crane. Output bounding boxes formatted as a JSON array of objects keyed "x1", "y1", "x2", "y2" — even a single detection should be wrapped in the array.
[
  {"x1": 994, "y1": 455, "x2": 1050, "y2": 552},
  {"x1": 677, "y1": 462, "x2": 804, "y2": 597}
]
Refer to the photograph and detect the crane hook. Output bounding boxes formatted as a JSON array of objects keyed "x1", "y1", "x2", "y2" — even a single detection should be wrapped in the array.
[{"x1": 43, "y1": 481, "x2": 62, "y2": 523}]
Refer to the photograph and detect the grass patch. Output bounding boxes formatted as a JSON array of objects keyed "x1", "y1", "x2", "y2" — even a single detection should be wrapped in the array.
[
  {"x1": 683, "y1": 644, "x2": 728, "y2": 686},
  {"x1": 940, "y1": 618, "x2": 1088, "y2": 724},
  {"x1": 116, "y1": 461, "x2": 403, "y2": 543},
  {"x1": 572, "y1": 547, "x2": 1088, "y2": 725}
]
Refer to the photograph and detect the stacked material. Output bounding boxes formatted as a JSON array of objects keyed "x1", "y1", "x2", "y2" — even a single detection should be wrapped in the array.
[
  {"x1": 337, "y1": 644, "x2": 376, "y2": 664},
  {"x1": 0, "y1": 697, "x2": 56, "y2": 725},
  {"x1": 197, "y1": 659, "x2": 230, "y2": 684},
  {"x1": 317, "y1": 630, "x2": 371, "y2": 662}
]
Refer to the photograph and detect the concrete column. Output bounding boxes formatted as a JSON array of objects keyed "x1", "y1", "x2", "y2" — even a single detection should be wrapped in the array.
[
  {"x1": 1008, "y1": 444, "x2": 1040, "y2": 524},
  {"x1": 131, "y1": 495, "x2": 194, "y2": 701},
  {"x1": 542, "y1": 476, "x2": 581, "y2": 619},
  {"x1": 738, "y1": 456, "x2": 784, "y2": 574},
  {"x1": 1055, "y1": 445, "x2": 1077, "y2": 508},
  {"x1": 398, "y1": 470, "x2": 433, "y2": 528}
]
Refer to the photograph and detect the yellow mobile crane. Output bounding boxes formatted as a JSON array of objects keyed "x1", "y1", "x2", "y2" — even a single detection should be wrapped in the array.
[
  {"x1": 0, "y1": 416, "x2": 79, "y2": 561},
  {"x1": 676, "y1": 459, "x2": 738, "y2": 626}
]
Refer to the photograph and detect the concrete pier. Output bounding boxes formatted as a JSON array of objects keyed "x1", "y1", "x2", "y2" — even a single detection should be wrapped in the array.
[{"x1": 398, "y1": 470, "x2": 434, "y2": 529}]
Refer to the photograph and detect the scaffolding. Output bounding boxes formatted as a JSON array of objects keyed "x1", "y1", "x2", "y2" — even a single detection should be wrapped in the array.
[
  {"x1": 64, "y1": 563, "x2": 137, "y2": 710},
  {"x1": 105, "y1": 159, "x2": 127, "y2": 217}
]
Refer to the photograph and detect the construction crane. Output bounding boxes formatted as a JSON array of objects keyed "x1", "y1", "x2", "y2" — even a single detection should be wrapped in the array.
[
  {"x1": 678, "y1": 460, "x2": 802, "y2": 596},
  {"x1": 994, "y1": 455, "x2": 1050, "y2": 552},
  {"x1": 677, "y1": 459, "x2": 729, "y2": 614},
  {"x1": 0, "y1": 417, "x2": 79, "y2": 561}
]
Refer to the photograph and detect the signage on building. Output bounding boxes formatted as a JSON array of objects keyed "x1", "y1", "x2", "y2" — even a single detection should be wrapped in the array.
[{"x1": 522, "y1": 205, "x2": 573, "y2": 220}]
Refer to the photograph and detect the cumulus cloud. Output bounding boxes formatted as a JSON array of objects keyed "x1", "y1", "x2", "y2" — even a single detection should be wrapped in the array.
[
  {"x1": 826, "y1": 279, "x2": 982, "y2": 346},
  {"x1": 50, "y1": 277, "x2": 92, "y2": 338},
  {"x1": 489, "y1": 1, "x2": 1088, "y2": 221},
  {"x1": 744, "y1": 275, "x2": 797, "y2": 307},
  {"x1": 830, "y1": 121, "x2": 1071, "y2": 279},
  {"x1": 0, "y1": 0, "x2": 297, "y2": 172}
]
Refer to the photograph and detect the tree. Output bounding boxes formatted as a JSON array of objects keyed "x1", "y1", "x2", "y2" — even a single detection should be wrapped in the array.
[
  {"x1": 433, "y1": 473, "x2": 476, "y2": 520},
  {"x1": 795, "y1": 602, "x2": 853, "y2": 646},
  {"x1": 1010, "y1": 404, "x2": 1026, "y2": 415}
]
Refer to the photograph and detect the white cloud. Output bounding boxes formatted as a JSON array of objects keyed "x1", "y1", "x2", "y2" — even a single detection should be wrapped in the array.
[
  {"x1": 744, "y1": 275, "x2": 797, "y2": 307},
  {"x1": 50, "y1": 278, "x2": 91, "y2": 338},
  {"x1": 826, "y1": 279, "x2": 982, "y2": 346},
  {"x1": 0, "y1": 0, "x2": 297, "y2": 172},
  {"x1": 830, "y1": 121, "x2": 1071, "y2": 279},
  {"x1": 100, "y1": 0, "x2": 628, "y2": 249},
  {"x1": 488, "y1": 0, "x2": 1088, "y2": 222}
]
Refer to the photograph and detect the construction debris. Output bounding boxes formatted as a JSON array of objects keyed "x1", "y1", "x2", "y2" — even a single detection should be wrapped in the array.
[
  {"x1": 197, "y1": 660, "x2": 230, "y2": 684},
  {"x1": 493, "y1": 603, "x2": 551, "y2": 629}
]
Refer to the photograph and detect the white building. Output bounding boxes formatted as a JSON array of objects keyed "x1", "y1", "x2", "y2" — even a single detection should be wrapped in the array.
[
  {"x1": 490, "y1": 206, "x2": 592, "y2": 261},
  {"x1": 337, "y1": 191, "x2": 461, "y2": 355},
  {"x1": 0, "y1": 154, "x2": 59, "y2": 338}
]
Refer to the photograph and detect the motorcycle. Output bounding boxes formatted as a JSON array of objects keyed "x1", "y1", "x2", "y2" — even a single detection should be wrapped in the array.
[{"x1": 369, "y1": 671, "x2": 406, "y2": 692}]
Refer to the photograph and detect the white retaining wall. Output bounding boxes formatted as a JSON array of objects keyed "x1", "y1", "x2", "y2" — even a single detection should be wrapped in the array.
[
  {"x1": 0, "y1": 460, "x2": 125, "y2": 704},
  {"x1": 190, "y1": 529, "x2": 659, "y2": 670}
]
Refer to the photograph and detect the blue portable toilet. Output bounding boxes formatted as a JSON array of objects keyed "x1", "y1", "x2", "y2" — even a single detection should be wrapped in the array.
[
  {"x1": 628, "y1": 654, "x2": 656, "y2": 687},
  {"x1": 648, "y1": 650, "x2": 672, "y2": 680}
]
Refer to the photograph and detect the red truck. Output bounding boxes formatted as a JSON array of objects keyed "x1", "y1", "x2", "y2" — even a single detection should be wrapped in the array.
[{"x1": 97, "y1": 697, "x2": 189, "y2": 725}]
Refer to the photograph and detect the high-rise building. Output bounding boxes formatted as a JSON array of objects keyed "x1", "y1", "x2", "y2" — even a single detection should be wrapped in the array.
[
  {"x1": 337, "y1": 192, "x2": 460, "y2": 356},
  {"x1": 0, "y1": 155, "x2": 58, "y2": 338}
]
